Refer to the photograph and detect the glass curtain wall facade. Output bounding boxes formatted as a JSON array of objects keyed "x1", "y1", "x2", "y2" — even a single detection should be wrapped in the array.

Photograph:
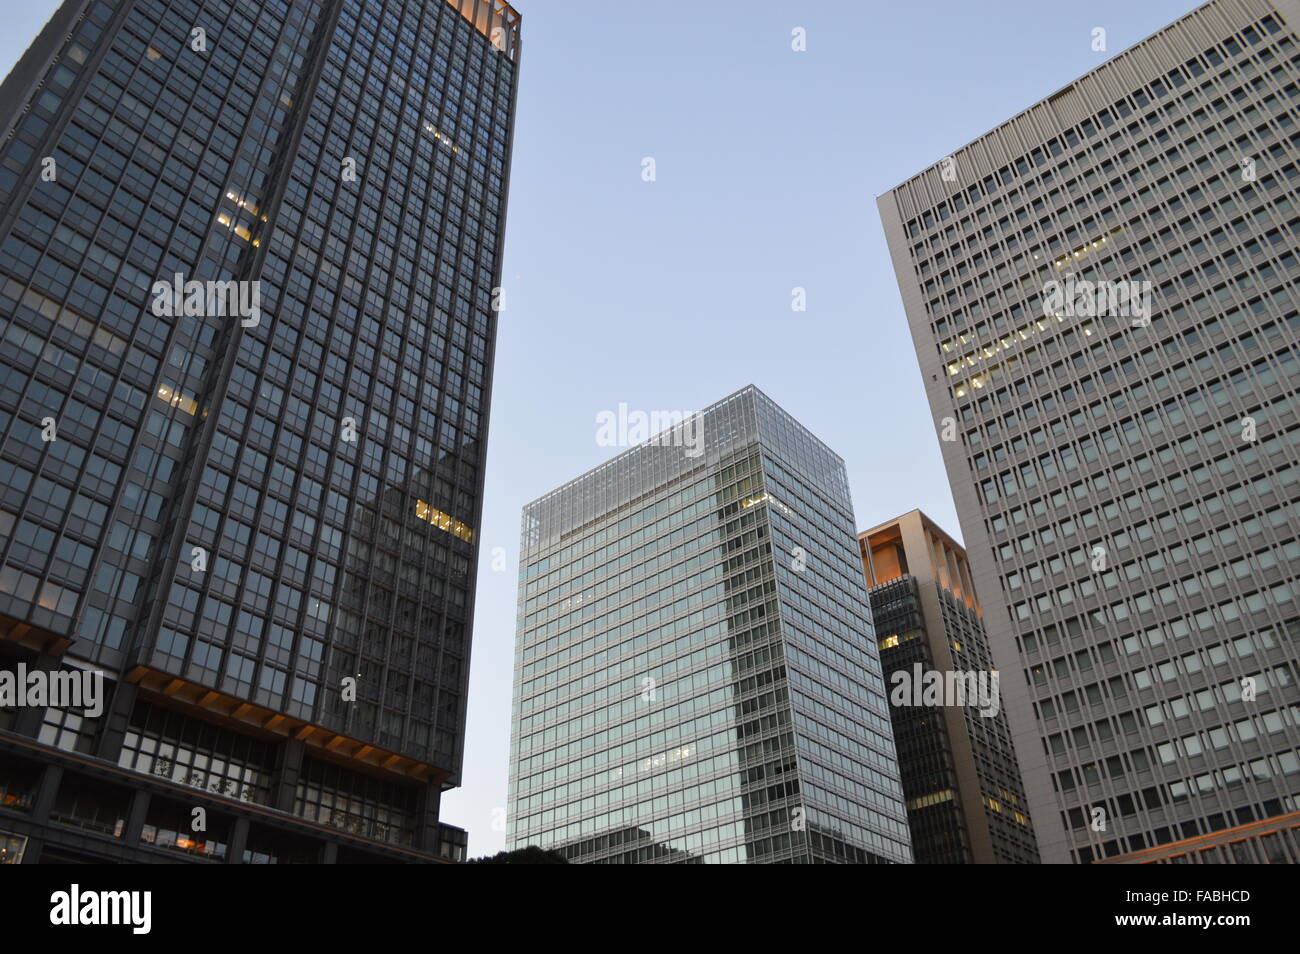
[
  {"x1": 508, "y1": 386, "x2": 912, "y2": 863},
  {"x1": 878, "y1": 0, "x2": 1300, "y2": 863},
  {"x1": 0, "y1": 0, "x2": 519, "y2": 863}
]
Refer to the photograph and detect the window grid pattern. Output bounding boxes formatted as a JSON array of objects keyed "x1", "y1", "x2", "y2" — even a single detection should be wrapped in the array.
[{"x1": 880, "y1": 1, "x2": 1300, "y2": 862}]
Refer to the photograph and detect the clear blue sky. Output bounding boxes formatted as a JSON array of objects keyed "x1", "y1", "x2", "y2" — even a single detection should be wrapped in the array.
[{"x1": 2, "y1": 0, "x2": 1196, "y2": 856}]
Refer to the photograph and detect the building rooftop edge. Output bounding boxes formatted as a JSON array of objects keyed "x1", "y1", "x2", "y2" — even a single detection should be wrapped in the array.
[
  {"x1": 519, "y1": 383, "x2": 850, "y2": 514},
  {"x1": 876, "y1": 0, "x2": 1219, "y2": 198},
  {"x1": 859, "y1": 508, "x2": 967, "y2": 556}
]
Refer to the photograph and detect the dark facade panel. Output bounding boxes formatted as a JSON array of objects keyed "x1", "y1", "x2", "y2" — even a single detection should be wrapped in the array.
[
  {"x1": 0, "y1": 0, "x2": 520, "y2": 862},
  {"x1": 862, "y1": 511, "x2": 1041, "y2": 863}
]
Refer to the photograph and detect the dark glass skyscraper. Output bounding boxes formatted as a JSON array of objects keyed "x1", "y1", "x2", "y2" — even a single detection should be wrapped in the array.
[
  {"x1": 861, "y1": 510, "x2": 1040, "y2": 863},
  {"x1": 508, "y1": 386, "x2": 912, "y2": 863},
  {"x1": 0, "y1": 0, "x2": 519, "y2": 863}
]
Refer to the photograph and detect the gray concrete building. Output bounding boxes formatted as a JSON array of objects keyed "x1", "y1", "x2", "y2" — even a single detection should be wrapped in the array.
[{"x1": 878, "y1": 0, "x2": 1300, "y2": 862}]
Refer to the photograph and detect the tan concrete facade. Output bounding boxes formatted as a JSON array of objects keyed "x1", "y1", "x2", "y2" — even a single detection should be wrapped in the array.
[{"x1": 879, "y1": 0, "x2": 1300, "y2": 862}]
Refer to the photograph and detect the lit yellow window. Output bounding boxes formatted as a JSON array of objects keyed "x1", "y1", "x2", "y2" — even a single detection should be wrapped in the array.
[
  {"x1": 415, "y1": 499, "x2": 475, "y2": 543},
  {"x1": 156, "y1": 382, "x2": 198, "y2": 416}
]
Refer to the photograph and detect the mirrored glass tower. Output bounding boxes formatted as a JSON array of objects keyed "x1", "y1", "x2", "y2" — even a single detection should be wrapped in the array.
[{"x1": 508, "y1": 386, "x2": 912, "y2": 863}]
